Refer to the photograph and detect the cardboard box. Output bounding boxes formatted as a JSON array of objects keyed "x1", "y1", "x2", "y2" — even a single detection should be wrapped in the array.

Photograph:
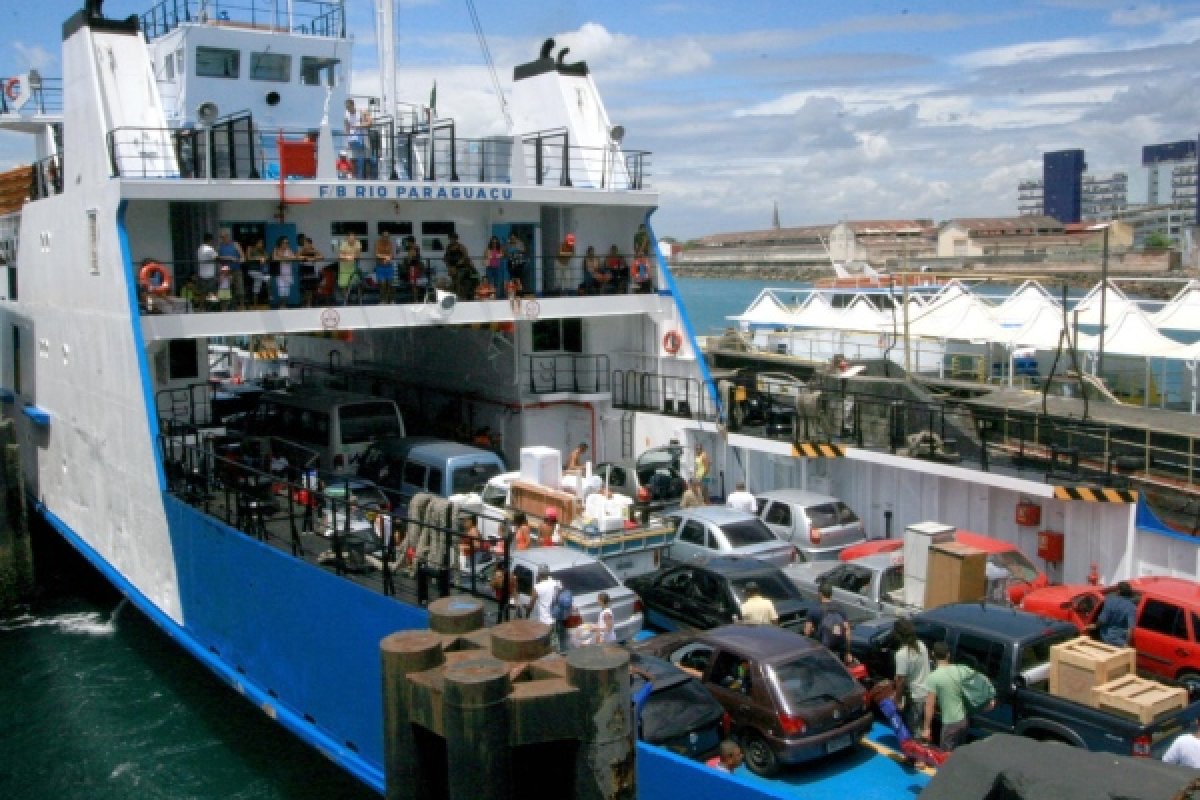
[
  {"x1": 923, "y1": 542, "x2": 987, "y2": 608},
  {"x1": 1049, "y1": 637, "x2": 1136, "y2": 705},
  {"x1": 1092, "y1": 674, "x2": 1188, "y2": 723}
]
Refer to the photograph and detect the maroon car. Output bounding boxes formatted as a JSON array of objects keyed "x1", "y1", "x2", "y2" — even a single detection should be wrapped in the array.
[{"x1": 633, "y1": 624, "x2": 871, "y2": 776}]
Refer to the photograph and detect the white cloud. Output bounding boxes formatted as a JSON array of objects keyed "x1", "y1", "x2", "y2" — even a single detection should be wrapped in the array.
[
  {"x1": 954, "y1": 37, "x2": 1102, "y2": 69},
  {"x1": 1109, "y1": 4, "x2": 1175, "y2": 26},
  {"x1": 12, "y1": 42, "x2": 55, "y2": 71}
]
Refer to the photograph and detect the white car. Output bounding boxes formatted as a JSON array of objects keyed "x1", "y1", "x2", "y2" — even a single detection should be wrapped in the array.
[{"x1": 496, "y1": 547, "x2": 644, "y2": 648}]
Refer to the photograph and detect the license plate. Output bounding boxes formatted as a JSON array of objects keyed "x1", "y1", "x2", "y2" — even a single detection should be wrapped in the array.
[{"x1": 826, "y1": 734, "x2": 853, "y2": 753}]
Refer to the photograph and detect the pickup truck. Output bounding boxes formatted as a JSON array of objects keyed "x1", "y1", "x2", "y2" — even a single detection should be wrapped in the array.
[
  {"x1": 784, "y1": 552, "x2": 916, "y2": 623},
  {"x1": 467, "y1": 471, "x2": 675, "y2": 581},
  {"x1": 855, "y1": 603, "x2": 1200, "y2": 758}
]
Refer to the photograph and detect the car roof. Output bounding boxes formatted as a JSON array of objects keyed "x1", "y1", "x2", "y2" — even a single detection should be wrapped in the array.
[
  {"x1": 671, "y1": 506, "x2": 760, "y2": 524},
  {"x1": 839, "y1": 552, "x2": 900, "y2": 571},
  {"x1": 688, "y1": 555, "x2": 789, "y2": 576},
  {"x1": 919, "y1": 603, "x2": 1076, "y2": 640},
  {"x1": 512, "y1": 546, "x2": 605, "y2": 570},
  {"x1": 699, "y1": 624, "x2": 821, "y2": 661},
  {"x1": 1130, "y1": 576, "x2": 1200, "y2": 603},
  {"x1": 755, "y1": 488, "x2": 841, "y2": 505},
  {"x1": 371, "y1": 435, "x2": 504, "y2": 463}
]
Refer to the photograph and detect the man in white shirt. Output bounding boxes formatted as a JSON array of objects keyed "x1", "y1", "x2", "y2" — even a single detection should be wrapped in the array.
[
  {"x1": 726, "y1": 481, "x2": 756, "y2": 514},
  {"x1": 1163, "y1": 719, "x2": 1200, "y2": 768},
  {"x1": 196, "y1": 232, "x2": 218, "y2": 301},
  {"x1": 738, "y1": 582, "x2": 777, "y2": 625},
  {"x1": 528, "y1": 566, "x2": 566, "y2": 652}
]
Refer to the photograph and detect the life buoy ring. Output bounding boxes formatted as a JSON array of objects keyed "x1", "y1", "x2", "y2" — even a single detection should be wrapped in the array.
[
  {"x1": 138, "y1": 261, "x2": 171, "y2": 295},
  {"x1": 3, "y1": 78, "x2": 19, "y2": 103},
  {"x1": 663, "y1": 329, "x2": 683, "y2": 355}
]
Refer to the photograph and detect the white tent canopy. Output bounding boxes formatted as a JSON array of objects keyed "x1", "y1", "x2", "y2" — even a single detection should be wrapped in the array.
[
  {"x1": 1152, "y1": 281, "x2": 1200, "y2": 334},
  {"x1": 729, "y1": 291, "x2": 795, "y2": 327},
  {"x1": 992, "y1": 280, "x2": 1061, "y2": 330},
  {"x1": 1071, "y1": 282, "x2": 1137, "y2": 327},
  {"x1": 1087, "y1": 308, "x2": 1197, "y2": 359}
]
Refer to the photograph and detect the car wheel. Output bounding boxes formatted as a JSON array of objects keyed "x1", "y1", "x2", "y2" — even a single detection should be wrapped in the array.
[{"x1": 740, "y1": 730, "x2": 779, "y2": 777}]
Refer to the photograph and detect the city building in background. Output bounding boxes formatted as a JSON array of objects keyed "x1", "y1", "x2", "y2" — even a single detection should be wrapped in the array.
[
  {"x1": 1018, "y1": 172, "x2": 1127, "y2": 220},
  {"x1": 1043, "y1": 149, "x2": 1086, "y2": 224}
]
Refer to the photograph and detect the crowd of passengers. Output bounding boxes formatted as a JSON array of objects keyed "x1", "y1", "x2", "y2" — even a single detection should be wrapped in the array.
[{"x1": 139, "y1": 224, "x2": 656, "y2": 312}]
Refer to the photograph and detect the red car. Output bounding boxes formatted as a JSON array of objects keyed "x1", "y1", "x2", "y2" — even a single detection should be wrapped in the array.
[
  {"x1": 1019, "y1": 576, "x2": 1200, "y2": 695},
  {"x1": 838, "y1": 530, "x2": 1048, "y2": 604}
]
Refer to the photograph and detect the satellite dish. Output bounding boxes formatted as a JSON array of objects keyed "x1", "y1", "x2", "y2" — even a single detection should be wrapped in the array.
[
  {"x1": 196, "y1": 102, "x2": 219, "y2": 126},
  {"x1": 610, "y1": 125, "x2": 625, "y2": 143}
]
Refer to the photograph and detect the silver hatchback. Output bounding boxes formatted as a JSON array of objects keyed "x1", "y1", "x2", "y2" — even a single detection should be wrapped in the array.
[
  {"x1": 755, "y1": 489, "x2": 867, "y2": 562},
  {"x1": 665, "y1": 507, "x2": 795, "y2": 568}
]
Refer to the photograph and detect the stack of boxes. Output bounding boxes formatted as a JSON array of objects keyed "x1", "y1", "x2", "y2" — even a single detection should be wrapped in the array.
[{"x1": 1048, "y1": 637, "x2": 1188, "y2": 722}]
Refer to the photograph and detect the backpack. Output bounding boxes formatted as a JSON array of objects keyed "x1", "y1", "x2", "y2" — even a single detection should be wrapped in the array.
[
  {"x1": 957, "y1": 665, "x2": 996, "y2": 714},
  {"x1": 553, "y1": 585, "x2": 574, "y2": 622}
]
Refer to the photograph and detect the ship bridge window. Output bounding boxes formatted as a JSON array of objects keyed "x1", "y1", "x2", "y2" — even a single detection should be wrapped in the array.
[
  {"x1": 196, "y1": 47, "x2": 240, "y2": 79},
  {"x1": 532, "y1": 318, "x2": 582, "y2": 353},
  {"x1": 300, "y1": 57, "x2": 339, "y2": 87},
  {"x1": 251, "y1": 53, "x2": 291, "y2": 82}
]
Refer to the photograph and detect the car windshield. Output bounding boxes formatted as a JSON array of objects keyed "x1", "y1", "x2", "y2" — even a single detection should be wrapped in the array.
[
  {"x1": 806, "y1": 502, "x2": 859, "y2": 528},
  {"x1": 730, "y1": 573, "x2": 797, "y2": 603},
  {"x1": 451, "y1": 463, "x2": 504, "y2": 494},
  {"x1": 989, "y1": 550, "x2": 1039, "y2": 583},
  {"x1": 338, "y1": 402, "x2": 402, "y2": 444},
  {"x1": 770, "y1": 650, "x2": 860, "y2": 706},
  {"x1": 481, "y1": 482, "x2": 508, "y2": 508},
  {"x1": 720, "y1": 518, "x2": 776, "y2": 546},
  {"x1": 554, "y1": 562, "x2": 619, "y2": 594}
]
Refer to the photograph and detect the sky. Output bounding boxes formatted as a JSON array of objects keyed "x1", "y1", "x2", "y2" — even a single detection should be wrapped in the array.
[{"x1": 2, "y1": 0, "x2": 1198, "y2": 240}]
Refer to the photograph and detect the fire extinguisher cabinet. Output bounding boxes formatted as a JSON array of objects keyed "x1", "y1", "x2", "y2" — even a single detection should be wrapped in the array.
[
  {"x1": 1037, "y1": 530, "x2": 1064, "y2": 562},
  {"x1": 1016, "y1": 500, "x2": 1042, "y2": 527}
]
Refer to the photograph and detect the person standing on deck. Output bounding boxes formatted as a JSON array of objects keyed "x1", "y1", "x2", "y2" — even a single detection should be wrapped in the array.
[
  {"x1": 923, "y1": 642, "x2": 971, "y2": 751},
  {"x1": 216, "y1": 230, "x2": 245, "y2": 310},
  {"x1": 196, "y1": 233, "x2": 218, "y2": 308},
  {"x1": 1093, "y1": 581, "x2": 1137, "y2": 647},
  {"x1": 739, "y1": 582, "x2": 778, "y2": 625},
  {"x1": 337, "y1": 233, "x2": 362, "y2": 303},
  {"x1": 555, "y1": 234, "x2": 576, "y2": 295},
  {"x1": 374, "y1": 233, "x2": 396, "y2": 304},
  {"x1": 893, "y1": 618, "x2": 931, "y2": 738},
  {"x1": 528, "y1": 565, "x2": 566, "y2": 652},
  {"x1": 694, "y1": 445, "x2": 711, "y2": 500},
  {"x1": 726, "y1": 481, "x2": 755, "y2": 514},
  {"x1": 566, "y1": 441, "x2": 589, "y2": 473}
]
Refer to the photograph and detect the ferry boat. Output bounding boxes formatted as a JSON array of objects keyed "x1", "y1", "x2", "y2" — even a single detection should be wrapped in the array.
[{"x1": 2, "y1": 2, "x2": 1198, "y2": 798}]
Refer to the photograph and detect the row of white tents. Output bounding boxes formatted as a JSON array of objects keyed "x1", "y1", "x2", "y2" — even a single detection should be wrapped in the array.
[{"x1": 729, "y1": 279, "x2": 1200, "y2": 410}]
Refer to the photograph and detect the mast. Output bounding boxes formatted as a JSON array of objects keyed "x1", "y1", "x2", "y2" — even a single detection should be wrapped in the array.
[{"x1": 376, "y1": 0, "x2": 397, "y2": 118}]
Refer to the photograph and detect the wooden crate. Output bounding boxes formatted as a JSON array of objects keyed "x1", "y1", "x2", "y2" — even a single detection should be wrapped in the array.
[
  {"x1": 923, "y1": 543, "x2": 987, "y2": 608},
  {"x1": 1091, "y1": 675, "x2": 1188, "y2": 723},
  {"x1": 1049, "y1": 637, "x2": 1136, "y2": 706},
  {"x1": 508, "y1": 479, "x2": 579, "y2": 525}
]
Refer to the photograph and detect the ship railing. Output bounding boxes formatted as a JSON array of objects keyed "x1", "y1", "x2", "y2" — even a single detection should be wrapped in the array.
[
  {"x1": 0, "y1": 76, "x2": 62, "y2": 116},
  {"x1": 523, "y1": 354, "x2": 611, "y2": 395},
  {"x1": 519, "y1": 128, "x2": 651, "y2": 190},
  {"x1": 727, "y1": 380, "x2": 1200, "y2": 494},
  {"x1": 140, "y1": 0, "x2": 346, "y2": 41},
  {"x1": 28, "y1": 155, "x2": 64, "y2": 201},
  {"x1": 610, "y1": 369, "x2": 718, "y2": 422},
  {"x1": 159, "y1": 433, "x2": 514, "y2": 609}
]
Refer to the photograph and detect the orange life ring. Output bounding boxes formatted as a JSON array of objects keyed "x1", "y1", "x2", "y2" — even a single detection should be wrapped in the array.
[
  {"x1": 663, "y1": 329, "x2": 683, "y2": 355},
  {"x1": 139, "y1": 261, "x2": 171, "y2": 295},
  {"x1": 4, "y1": 78, "x2": 19, "y2": 103}
]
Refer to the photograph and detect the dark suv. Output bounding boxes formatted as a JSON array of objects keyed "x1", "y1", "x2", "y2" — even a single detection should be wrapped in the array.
[
  {"x1": 635, "y1": 624, "x2": 871, "y2": 776},
  {"x1": 626, "y1": 555, "x2": 817, "y2": 632}
]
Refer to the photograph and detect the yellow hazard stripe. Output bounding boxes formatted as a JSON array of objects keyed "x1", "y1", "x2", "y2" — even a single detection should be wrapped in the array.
[
  {"x1": 1052, "y1": 486, "x2": 1138, "y2": 503},
  {"x1": 792, "y1": 443, "x2": 846, "y2": 459}
]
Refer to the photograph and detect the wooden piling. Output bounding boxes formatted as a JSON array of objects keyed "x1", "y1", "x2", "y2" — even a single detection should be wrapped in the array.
[
  {"x1": 443, "y1": 657, "x2": 512, "y2": 800},
  {"x1": 490, "y1": 618, "x2": 553, "y2": 662},
  {"x1": 381, "y1": 630, "x2": 445, "y2": 800},
  {"x1": 428, "y1": 595, "x2": 485, "y2": 635},
  {"x1": 567, "y1": 645, "x2": 636, "y2": 800}
]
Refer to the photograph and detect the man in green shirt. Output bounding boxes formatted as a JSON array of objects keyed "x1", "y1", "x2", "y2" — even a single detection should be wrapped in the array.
[{"x1": 922, "y1": 641, "x2": 968, "y2": 750}]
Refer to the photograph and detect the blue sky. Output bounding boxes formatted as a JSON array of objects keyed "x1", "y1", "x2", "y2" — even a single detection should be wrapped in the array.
[{"x1": 2, "y1": 0, "x2": 1198, "y2": 238}]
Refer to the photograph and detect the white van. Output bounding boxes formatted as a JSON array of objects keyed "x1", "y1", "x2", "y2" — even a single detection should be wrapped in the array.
[{"x1": 239, "y1": 388, "x2": 405, "y2": 474}]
